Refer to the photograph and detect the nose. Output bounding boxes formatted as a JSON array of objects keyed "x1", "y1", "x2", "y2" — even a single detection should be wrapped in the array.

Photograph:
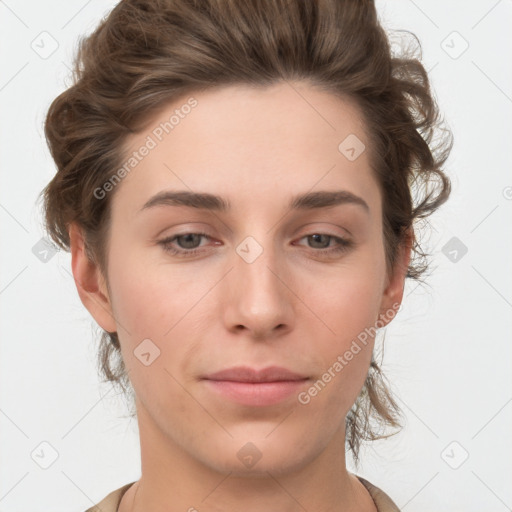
[{"x1": 222, "y1": 236, "x2": 295, "y2": 340}]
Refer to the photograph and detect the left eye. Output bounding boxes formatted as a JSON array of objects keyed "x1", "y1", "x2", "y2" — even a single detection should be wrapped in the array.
[{"x1": 297, "y1": 233, "x2": 345, "y2": 249}]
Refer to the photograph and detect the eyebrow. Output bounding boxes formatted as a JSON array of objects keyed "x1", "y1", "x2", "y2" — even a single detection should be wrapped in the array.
[{"x1": 139, "y1": 189, "x2": 369, "y2": 214}]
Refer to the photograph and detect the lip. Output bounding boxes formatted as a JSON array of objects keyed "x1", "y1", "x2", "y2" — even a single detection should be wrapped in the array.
[
  {"x1": 201, "y1": 366, "x2": 309, "y2": 406},
  {"x1": 203, "y1": 366, "x2": 308, "y2": 383}
]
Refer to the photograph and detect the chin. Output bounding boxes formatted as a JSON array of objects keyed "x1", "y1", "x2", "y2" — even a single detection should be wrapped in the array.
[{"x1": 198, "y1": 432, "x2": 322, "y2": 478}]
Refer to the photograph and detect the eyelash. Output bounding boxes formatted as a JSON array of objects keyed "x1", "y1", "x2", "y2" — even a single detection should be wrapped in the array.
[{"x1": 157, "y1": 232, "x2": 353, "y2": 258}]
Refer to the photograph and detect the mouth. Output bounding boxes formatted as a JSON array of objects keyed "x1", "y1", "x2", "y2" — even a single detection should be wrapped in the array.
[{"x1": 200, "y1": 366, "x2": 310, "y2": 406}]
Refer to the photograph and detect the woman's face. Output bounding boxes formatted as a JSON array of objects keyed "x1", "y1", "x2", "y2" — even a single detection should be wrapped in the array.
[{"x1": 73, "y1": 81, "x2": 408, "y2": 476}]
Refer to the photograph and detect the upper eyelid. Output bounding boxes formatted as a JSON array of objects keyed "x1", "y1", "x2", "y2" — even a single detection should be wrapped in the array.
[
  {"x1": 159, "y1": 221, "x2": 352, "y2": 239},
  {"x1": 160, "y1": 230, "x2": 350, "y2": 240}
]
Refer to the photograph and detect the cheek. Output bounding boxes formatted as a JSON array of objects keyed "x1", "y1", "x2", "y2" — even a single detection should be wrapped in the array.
[
  {"x1": 315, "y1": 282, "x2": 378, "y2": 365},
  {"x1": 106, "y1": 259, "x2": 197, "y2": 406},
  {"x1": 311, "y1": 252, "x2": 386, "y2": 337},
  {"x1": 105, "y1": 251, "x2": 212, "y2": 398},
  {"x1": 299, "y1": 251, "x2": 386, "y2": 400},
  {"x1": 107, "y1": 247, "x2": 204, "y2": 341}
]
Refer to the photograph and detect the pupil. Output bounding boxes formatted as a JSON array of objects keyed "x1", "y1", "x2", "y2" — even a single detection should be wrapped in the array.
[
  {"x1": 311, "y1": 234, "x2": 328, "y2": 248},
  {"x1": 180, "y1": 234, "x2": 200, "y2": 248}
]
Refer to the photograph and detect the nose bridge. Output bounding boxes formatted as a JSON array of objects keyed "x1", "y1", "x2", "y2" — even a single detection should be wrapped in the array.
[{"x1": 226, "y1": 234, "x2": 293, "y2": 336}]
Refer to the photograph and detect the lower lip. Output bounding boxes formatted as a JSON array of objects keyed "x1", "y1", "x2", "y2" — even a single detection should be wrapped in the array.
[{"x1": 203, "y1": 379, "x2": 309, "y2": 406}]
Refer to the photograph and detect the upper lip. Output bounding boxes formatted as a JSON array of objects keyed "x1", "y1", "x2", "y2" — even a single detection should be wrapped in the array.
[{"x1": 202, "y1": 366, "x2": 308, "y2": 383}]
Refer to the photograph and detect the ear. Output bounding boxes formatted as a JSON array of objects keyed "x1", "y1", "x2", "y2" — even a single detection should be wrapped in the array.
[
  {"x1": 377, "y1": 227, "x2": 413, "y2": 327},
  {"x1": 68, "y1": 222, "x2": 117, "y2": 333}
]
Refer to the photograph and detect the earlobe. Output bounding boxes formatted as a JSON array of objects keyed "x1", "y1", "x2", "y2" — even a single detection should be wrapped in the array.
[
  {"x1": 378, "y1": 228, "x2": 413, "y2": 327},
  {"x1": 68, "y1": 222, "x2": 117, "y2": 333}
]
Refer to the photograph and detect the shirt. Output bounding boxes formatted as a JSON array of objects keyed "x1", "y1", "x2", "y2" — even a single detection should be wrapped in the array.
[{"x1": 83, "y1": 475, "x2": 400, "y2": 511}]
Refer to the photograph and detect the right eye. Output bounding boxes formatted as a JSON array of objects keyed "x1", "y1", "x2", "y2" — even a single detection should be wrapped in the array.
[{"x1": 158, "y1": 232, "x2": 215, "y2": 257}]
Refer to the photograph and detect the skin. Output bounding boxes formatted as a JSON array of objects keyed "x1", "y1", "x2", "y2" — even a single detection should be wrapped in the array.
[{"x1": 69, "y1": 81, "x2": 411, "y2": 512}]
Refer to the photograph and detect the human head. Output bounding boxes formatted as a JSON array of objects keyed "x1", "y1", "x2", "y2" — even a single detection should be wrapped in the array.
[{"x1": 40, "y1": 0, "x2": 452, "y2": 466}]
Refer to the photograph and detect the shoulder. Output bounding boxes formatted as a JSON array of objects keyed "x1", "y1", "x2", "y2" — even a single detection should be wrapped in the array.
[
  {"x1": 355, "y1": 475, "x2": 401, "y2": 512},
  {"x1": 83, "y1": 482, "x2": 136, "y2": 512}
]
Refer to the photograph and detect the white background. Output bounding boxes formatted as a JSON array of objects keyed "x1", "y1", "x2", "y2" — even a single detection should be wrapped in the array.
[{"x1": 0, "y1": 0, "x2": 511, "y2": 510}]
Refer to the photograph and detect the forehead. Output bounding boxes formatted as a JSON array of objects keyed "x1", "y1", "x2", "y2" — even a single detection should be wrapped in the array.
[{"x1": 112, "y1": 81, "x2": 380, "y2": 218}]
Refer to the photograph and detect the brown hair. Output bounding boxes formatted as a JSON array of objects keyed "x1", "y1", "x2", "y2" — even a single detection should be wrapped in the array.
[{"x1": 40, "y1": 0, "x2": 452, "y2": 466}]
